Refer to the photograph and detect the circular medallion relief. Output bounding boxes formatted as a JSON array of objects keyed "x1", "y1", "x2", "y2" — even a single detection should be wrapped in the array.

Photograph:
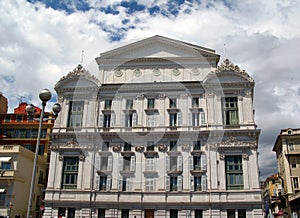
[
  {"x1": 173, "y1": 68, "x2": 181, "y2": 76},
  {"x1": 134, "y1": 69, "x2": 142, "y2": 77},
  {"x1": 153, "y1": 68, "x2": 161, "y2": 76},
  {"x1": 114, "y1": 69, "x2": 123, "y2": 77},
  {"x1": 192, "y1": 68, "x2": 200, "y2": 75}
]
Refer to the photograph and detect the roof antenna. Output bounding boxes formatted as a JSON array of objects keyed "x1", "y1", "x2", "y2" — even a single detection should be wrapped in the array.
[
  {"x1": 222, "y1": 43, "x2": 227, "y2": 61},
  {"x1": 81, "y1": 50, "x2": 84, "y2": 65}
]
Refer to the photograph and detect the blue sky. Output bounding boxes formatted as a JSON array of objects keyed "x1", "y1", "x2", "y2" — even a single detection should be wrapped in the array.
[{"x1": 1, "y1": 0, "x2": 300, "y2": 180}]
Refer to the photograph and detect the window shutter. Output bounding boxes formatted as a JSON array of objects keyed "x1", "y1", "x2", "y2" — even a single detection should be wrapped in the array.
[
  {"x1": 189, "y1": 156, "x2": 193, "y2": 171},
  {"x1": 107, "y1": 156, "x2": 113, "y2": 171},
  {"x1": 99, "y1": 114, "x2": 103, "y2": 127},
  {"x1": 201, "y1": 153, "x2": 207, "y2": 171},
  {"x1": 201, "y1": 175, "x2": 207, "y2": 191},
  {"x1": 121, "y1": 114, "x2": 125, "y2": 127},
  {"x1": 106, "y1": 175, "x2": 112, "y2": 191},
  {"x1": 178, "y1": 175, "x2": 182, "y2": 191},
  {"x1": 190, "y1": 176, "x2": 194, "y2": 192},
  {"x1": 147, "y1": 115, "x2": 150, "y2": 127},
  {"x1": 119, "y1": 157, "x2": 124, "y2": 171},
  {"x1": 95, "y1": 156, "x2": 100, "y2": 171},
  {"x1": 118, "y1": 176, "x2": 123, "y2": 191},
  {"x1": 177, "y1": 112, "x2": 182, "y2": 126},
  {"x1": 177, "y1": 156, "x2": 183, "y2": 171},
  {"x1": 200, "y1": 112, "x2": 205, "y2": 126},
  {"x1": 132, "y1": 113, "x2": 137, "y2": 127},
  {"x1": 188, "y1": 112, "x2": 192, "y2": 126},
  {"x1": 110, "y1": 113, "x2": 115, "y2": 127},
  {"x1": 166, "y1": 175, "x2": 170, "y2": 191},
  {"x1": 130, "y1": 156, "x2": 136, "y2": 172},
  {"x1": 165, "y1": 156, "x2": 170, "y2": 172},
  {"x1": 95, "y1": 174, "x2": 100, "y2": 191}
]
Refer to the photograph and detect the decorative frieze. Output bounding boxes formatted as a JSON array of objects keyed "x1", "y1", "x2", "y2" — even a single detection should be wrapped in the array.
[
  {"x1": 112, "y1": 144, "x2": 121, "y2": 152},
  {"x1": 135, "y1": 145, "x2": 145, "y2": 152},
  {"x1": 181, "y1": 144, "x2": 190, "y2": 152},
  {"x1": 158, "y1": 144, "x2": 167, "y2": 152}
]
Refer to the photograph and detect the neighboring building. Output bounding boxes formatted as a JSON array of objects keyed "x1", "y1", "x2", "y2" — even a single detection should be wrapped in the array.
[
  {"x1": 0, "y1": 93, "x2": 8, "y2": 114},
  {"x1": 44, "y1": 36, "x2": 262, "y2": 218},
  {"x1": 0, "y1": 102, "x2": 55, "y2": 217},
  {"x1": 0, "y1": 145, "x2": 47, "y2": 218},
  {"x1": 263, "y1": 174, "x2": 285, "y2": 217},
  {"x1": 273, "y1": 128, "x2": 300, "y2": 217}
]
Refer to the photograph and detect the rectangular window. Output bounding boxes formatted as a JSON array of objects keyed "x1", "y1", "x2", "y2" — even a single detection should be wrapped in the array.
[
  {"x1": 146, "y1": 157, "x2": 155, "y2": 171},
  {"x1": 102, "y1": 142, "x2": 109, "y2": 151},
  {"x1": 4, "y1": 115, "x2": 11, "y2": 123},
  {"x1": 195, "y1": 209, "x2": 203, "y2": 218},
  {"x1": 170, "y1": 176, "x2": 178, "y2": 191},
  {"x1": 238, "y1": 209, "x2": 246, "y2": 218},
  {"x1": 170, "y1": 141, "x2": 177, "y2": 151},
  {"x1": 1, "y1": 162, "x2": 11, "y2": 170},
  {"x1": 16, "y1": 115, "x2": 23, "y2": 122},
  {"x1": 170, "y1": 209, "x2": 178, "y2": 218},
  {"x1": 225, "y1": 156, "x2": 244, "y2": 190},
  {"x1": 30, "y1": 129, "x2": 38, "y2": 138},
  {"x1": 126, "y1": 99, "x2": 133, "y2": 109},
  {"x1": 104, "y1": 99, "x2": 112, "y2": 109},
  {"x1": 169, "y1": 113, "x2": 177, "y2": 126},
  {"x1": 194, "y1": 176, "x2": 202, "y2": 191},
  {"x1": 121, "y1": 209, "x2": 129, "y2": 218},
  {"x1": 169, "y1": 98, "x2": 177, "y2": 108},
  {"x1": 293, "y1": 177, "x2": 299, "y2": 189},
  {"x1": 227, "y1": 209, "x2": 235, "y2": 218},
  {"x1": 125, "y1": 114, "x2": 133, "y2": 127},
  {"x1": 147, "y1": 141, "x2": 155, "y2": 151},
  {"x1": 222, "y1": 97, "x2": 239, "y2": 125},
  {"x1": 123, "y1": 156, "x2": 131, "y2": 171},
  {"x1": 192, "y1": 97, "x2": 199, "y2": 108},
  {"x1": 288, "y1": 142, "x2": 295, "y2": 151},
  {"x1": 124, "y1": 142, "x2": 131, "y2": 151},
  {"x1": 193, "y1": 141, "x2": 201, "y2": 150},
  {"x1": 100, "y1": 156, "x2": 108, "y2": 171},
  {"x1": 98, "y1": 209, "x2": 105, "y2": 218},
  {"x1": 170, "y1": 156, "x2": 178, "y2": 171},
  {"x1": 192, "y1": 113, "x2": 199, "y2": 126},
  {"x1": 145, "y1": 177, "x2": 155, "y2": 191},
  {"x1": 67, "y1": 208, "x2": 75, "y2": 218},
  {"x1": 103, "y1": 115, "x2": 111, "y2": 127},
  {"x1": 193, "y1": 156, "x2": 201, "y2": 170},
  {"x1": 62, "y1": 157, "x2": 79, "y2": 189},
  {"x1": 147, "y1": 98, "x2": 155, "y2": 109},
  {"x1": 99, "y1": 176, "x2": 107, "y2": 191},
  {"x1": 291, "y1": 157, "x2": 297, "y2": 168},
  {"x1": 38, "y1": 144, "x2": 45, "y2": 156},
  {"x1": 19, "y1": 129, "x2": 26, "y2": 138},
  {"x1": 147, "y1": 114, "x2": 155, "y2": 127},
  {"x1": 67, "y1": 101, "x2": 84, "y2": 128},
  {"x1": 58, "y1": 208, "x2": 66, "y2": 217}
]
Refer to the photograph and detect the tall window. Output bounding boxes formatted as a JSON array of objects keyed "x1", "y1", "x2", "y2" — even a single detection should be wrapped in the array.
[
  {"x1": 98, "y1": 209, "x2": 105, "y2": 218},
  {"x1": 99, "y1": 176, "x2": 107, "y2": 191},
  {"x1": 170, "y1": 209, "x2": 178, "y2": 218},
  {"x1": 193, "y1": 141, "x2": 201, "y2": 150},
  {"x1": 170, "y1": 141, "x2": 177, "y2": 151},
  {"x1": 169, "y1": 113, "x2": 177, "y2": 126},
  {"x1": 192, "y1": 97, "x2": 199, "y2": 108},
  {"x1": 226, "y1": 156, "x2": 243, "y2": 190},
  {"x1": 222, "y1": 97, "x2": 239, "y2": 125},
  {"x1": 121, "y1": 209, "x2": 129, "y2": 218},
  {"x1": 104, "y1": 99, "x2": 112, "y2": 109},
  {"x1": 169, "y1": 98, "x2": 177, "y2": 108},
  {"x1": 238, "y1": 209, "x2": 246, "y2": 218},
  {"x1": 147, "y1": 98, "x2": 155, "y2": 109},
  {"x1": 195, "y1": 209, "x2": 203, "y2": 218},
  {"x1": 124, "y1": 142, "x2": 131, "y2": 151},
  {"x1": 103, "y1": 115, "x2": 111, "y2": 127},
  {"x1": 170, "y1": 176, "x2": 178, "y2": 191},
  {"x1": 62, "y1": 157, "x2": 79, "y2": 189},
  {"x1": 227, "y1": 209, "x2": 235, "y2": 218},
  {"x1": 126, "y1": 99, "x2": 133, "y2": 109},
  {"x1": 288, "y1": 142, "x2": 295, "y2": 151},
  {"x1": 16, "y1": 115, "x2": 23, "y2": 122},
  {"x1": 67, "y1": 101, "x2": 84, "y2": 128},
  {"x1": 145, "y1": 177, "x2": 155, "y2": 191},
  {"x1": 145, "y1": 157, "x2": 155, "y2": 171},
  {"x1": 293, "y1": 177, "x2": 299, "y2": 189}
]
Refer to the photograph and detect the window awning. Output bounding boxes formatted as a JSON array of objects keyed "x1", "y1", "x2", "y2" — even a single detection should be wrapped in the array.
[
  {"x1": 0, "y1": 189, "x2": 5, "y2": 193},
  {"x1": 0, "y1": 157, "x2": 12, "y2": 162}
]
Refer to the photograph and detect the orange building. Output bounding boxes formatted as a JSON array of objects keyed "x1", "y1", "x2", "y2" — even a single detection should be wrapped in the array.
[{"x1": 0, "y1": 102, "x2": 55, "y2": 217}]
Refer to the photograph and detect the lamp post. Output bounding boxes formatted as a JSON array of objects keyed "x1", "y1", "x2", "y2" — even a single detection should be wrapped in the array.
[{"x1": 25, "y1": 89, "x2": 61, "y2": 218}]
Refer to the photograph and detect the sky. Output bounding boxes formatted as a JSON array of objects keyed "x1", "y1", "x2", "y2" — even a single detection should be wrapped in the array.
[{"x1": 1, "y1": 0, "x2": 300, "y2": 180}]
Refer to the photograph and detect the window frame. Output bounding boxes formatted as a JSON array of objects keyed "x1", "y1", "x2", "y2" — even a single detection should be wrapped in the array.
[
  {"x1": 67, "y1": 101, "x2": 84, "y2": 128},
  {"x1": 222, "y1": 97, "x2": 239, "y2": 125},
  {"x1": 61, "y1": 157, "x2": 79, "y2": 189},
  {"x1": 225, "y1": 155, "x2": 244, "y2": 190}
]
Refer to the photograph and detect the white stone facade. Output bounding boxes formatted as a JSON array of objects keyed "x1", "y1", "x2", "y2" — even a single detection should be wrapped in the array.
[{"x1": 44, "y1": 36, "x2": 262, "y2": 218}]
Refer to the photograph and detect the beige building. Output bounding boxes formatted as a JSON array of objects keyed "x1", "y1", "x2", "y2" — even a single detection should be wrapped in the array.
[
  {"x1": 273, "y1": 128, "x2": 300, "y2": 217},
  {"x1": 44, "y1": 36, "x2": 262, "y2": 218},
  {"x1": 0, "y1": 145, "x2": 46, "y2": 217}
]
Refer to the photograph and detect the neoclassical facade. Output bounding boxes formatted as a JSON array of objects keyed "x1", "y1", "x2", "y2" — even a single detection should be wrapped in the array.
[{"x1": 44, "y1": 36, "x2": 262, "y2": 218}]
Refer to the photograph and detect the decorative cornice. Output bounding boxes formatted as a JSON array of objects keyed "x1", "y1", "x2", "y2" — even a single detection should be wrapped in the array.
[
  {"x1": 51, "y1": 138, "x2": 93, "y2": 151},
  {"x1": 215, "y1": 59, "x2": 254, "y2": 83},
  {"x1": 217, "y1": 136, "x2": 257, "y2": 149}
]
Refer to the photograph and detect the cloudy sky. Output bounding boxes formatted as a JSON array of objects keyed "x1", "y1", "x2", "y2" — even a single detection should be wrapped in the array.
[{"x1": 1, "y1": 0, "x2": 300, "y2": 180}]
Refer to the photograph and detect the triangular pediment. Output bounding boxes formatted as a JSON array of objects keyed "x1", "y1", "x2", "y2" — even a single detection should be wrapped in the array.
[{"x1": 96, "y1": 35, "x2": 220, "y2": 63}]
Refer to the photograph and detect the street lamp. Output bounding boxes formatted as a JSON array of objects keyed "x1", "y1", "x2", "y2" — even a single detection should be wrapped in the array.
[{"x1": 25, "y1": 89, "x2": 61, "y2": 218}]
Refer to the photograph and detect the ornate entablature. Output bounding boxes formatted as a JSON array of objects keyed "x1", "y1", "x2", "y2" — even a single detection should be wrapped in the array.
[
  {"x1": 217, "y1": 136, "x2": 257, "y2": 150},
  {"x1": 51, "y1": 138, "x2": 94, "y2": 151},
  {"x1": 55, "y1": 64, "x2": 101, "y2": 94}
]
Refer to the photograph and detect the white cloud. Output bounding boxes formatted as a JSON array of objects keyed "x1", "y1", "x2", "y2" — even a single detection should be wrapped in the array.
[{"x1": 1, "y1": 0, "x2": 300, "y2": 180}]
